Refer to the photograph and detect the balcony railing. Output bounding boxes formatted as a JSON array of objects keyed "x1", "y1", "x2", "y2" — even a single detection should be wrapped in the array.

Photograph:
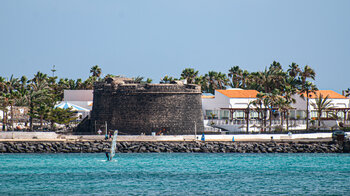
[{"x1": 204, "y1": 119, "x2": 350, "y2": 132}]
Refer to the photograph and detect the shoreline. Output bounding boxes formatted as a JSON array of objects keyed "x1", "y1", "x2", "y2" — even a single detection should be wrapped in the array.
[
  {"x1": 0, "y1": 131, "x2": 343, "y2": 142},
  {"x1": 1, "y1": 140, "x2": 349, "y2": 153},
  {"x1": 1, "y1": 131, "x2": 349, "y2": 153}
]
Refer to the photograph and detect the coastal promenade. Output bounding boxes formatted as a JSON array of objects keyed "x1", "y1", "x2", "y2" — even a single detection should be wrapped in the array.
[
  {"x1": 1, "y1": 131, "x2": 349, "y2": 153},
  {"x1": 0, "y1": 131, "x2": 339, "y2": 142}
]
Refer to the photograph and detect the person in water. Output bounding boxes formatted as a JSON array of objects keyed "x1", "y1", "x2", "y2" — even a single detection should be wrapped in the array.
[{"x1": 105, "y1": 152, "x2": 110, "y2": 161}]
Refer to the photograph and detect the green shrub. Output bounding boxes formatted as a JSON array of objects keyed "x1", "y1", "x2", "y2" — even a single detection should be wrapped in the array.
[{"x1": 340, "y1": 127, "x2": 350, "y2": 132}]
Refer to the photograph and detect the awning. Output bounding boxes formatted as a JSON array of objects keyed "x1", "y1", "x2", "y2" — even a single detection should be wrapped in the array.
[{"x1": 54, "y1": 102, "x2": 90, "y2": 111}]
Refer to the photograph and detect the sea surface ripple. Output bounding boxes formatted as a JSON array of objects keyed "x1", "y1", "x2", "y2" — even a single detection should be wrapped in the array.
[{"x1": 0, "y1": 153, "x2": 349, "y2": 195}]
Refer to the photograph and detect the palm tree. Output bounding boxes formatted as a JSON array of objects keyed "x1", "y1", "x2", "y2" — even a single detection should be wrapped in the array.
[
  {"x1": 204, "y1": 71, "x2": 220, "y2": 94},
  {"x1": 282, "y1": 84, "x2": 297, "y2": 131},
  {"x1": 299, "y1": 65, "x2": 316, "y2": 130},
  {"x1": 264, "y1": 91, "x2": 281, "y2": 132},
  {"x1": 255, "y1": 68, "x2": 272, "y2": 93},
  {"x1": 26, "y1": 78, "x2": 50, "y2": 130},
  {"x1": 270, "y1": 61, "x2": 282, "y2": 71},
  {"x1": 0, "y1": 77, "x2": 6, "y2": 92},
  {"x1": 344, "y1": 88, "x2": 350, "y2": 97},
  {"x1": 275, "y1": 97, "x2": 293, "y2": 131},
  {"x1": 180, "y1": 68, "x2": 199, "y2": 84},
  {"x1": 0, "y1": 93, "x2": 10, "y2": 131},
  {"x1": 251, "y1": 93, "x2": 270, "y2": 132},
  {"x1": 216, "y1": 72, "x2": 229, "y2": 90},
  {"x1": 160, "y1": 75, "x2": 177, "y2": 84},
  {"x1": 82, "y1": 76, "x2": 96, "y2": 89},
  {"x1": 4, "y1": 75, "x2": 19, "y2": 129},
  {"x1": 241, "y1": 70, "x2": 250, "y2": 89},
  {"x1": 300, "y1": 81, "x2": 318, "y2": 130},
  {"x1": 245, "y1": 102, "x2": 256, "y2": 133},
  {"x1": 270, "y1": 69, "x2": 287, "y2": 92},
  {"x1": 300, "y1": 65, "x2": 316, "y2": 84},
  {"x1": 75, "y1": 78, "x2": 83, "y2": 89},
  {"x1": 0, "y1": 75, "x2": 20, "y2": 130},
  {"x1": 228, "y1": 66, "x2": 243, "y2": 88},
  {"x1": 68, "y1": 79, "x2": 76, "y2": 90},
  {"x1": 287, "y1": 62, "x2": 301, "y2": 78},
  {"x1": 311, "y1": 94, "x2": 333, "y2": 128},
  {"x1": 245, "y1": 72, "x2": 260, "y2": 91},
  {"x1": 90, "y1": 65, "x2": 102, "y2": 77},
  {"x1": 194, "y1": 75, "x2": 207, "y2": 93},
  {"x1": 19, "y1": 76, "x2": 28, "y2": 86},
  {"x1": 133, "y1": 76, "x2": 144, "y2": 83},
  {"x1": 32, "y1": 72, "x2": 48, "y2": 85},
  {"x1": 36, "y1": 102, "x2": 51, "y2": 129},
  {"x1": 16, "y1": 76, "x2": 29, "y2": 106}
]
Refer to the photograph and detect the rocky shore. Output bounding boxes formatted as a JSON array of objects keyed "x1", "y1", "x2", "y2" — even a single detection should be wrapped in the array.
[{"x1": 0, "y1": 141, "x2": 349, "y2": 153}]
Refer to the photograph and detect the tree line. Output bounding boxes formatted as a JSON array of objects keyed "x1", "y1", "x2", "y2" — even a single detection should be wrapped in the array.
[
  {"x1": 162, "y1": 61, "x2": 320, "y2": 130},
  {"x1": 0, "y1": 62, "x2": 348, "y2": 131},
  {"x1": 0, "y1": 65, "x2": 105, "y2": 131},
  {"x1": 0, "y1": 65, "x2": 156, "y2": 131}
]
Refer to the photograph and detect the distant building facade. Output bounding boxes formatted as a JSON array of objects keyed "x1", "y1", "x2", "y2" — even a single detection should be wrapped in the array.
[
  {"x1": 201, "y1": 89, "x2": 350, "y2": 132},
  {"x1": 63, "y1": 90, "x2": 93, "y2": 110},
  {"x1": 202, "y1": 89, "x2": 259, "y2": 120},
  {"x1": 291, "y1": 90, "x2": 350, "y2": 120},
  {"x1": 202, "y1": 89, "x2": 350, "y2": 121}
]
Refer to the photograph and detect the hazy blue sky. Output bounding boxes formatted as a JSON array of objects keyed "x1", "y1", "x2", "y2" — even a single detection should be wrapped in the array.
[{"x1": 1, "y1": 0, "x2": 349, "y2": 92}]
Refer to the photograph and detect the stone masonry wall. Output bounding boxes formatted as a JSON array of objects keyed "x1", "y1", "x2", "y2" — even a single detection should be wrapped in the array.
[
  {"x1": 0, "y1": 141, "x2": 348, "y2": 153},
  {"x1": 75, "y1": 79, "x2": 204, "y2": 135}
]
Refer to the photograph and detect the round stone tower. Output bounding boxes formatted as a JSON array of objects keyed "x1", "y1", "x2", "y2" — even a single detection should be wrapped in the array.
[{"x1": 75, "y1": 77, "x2": 204, "y2": 135}]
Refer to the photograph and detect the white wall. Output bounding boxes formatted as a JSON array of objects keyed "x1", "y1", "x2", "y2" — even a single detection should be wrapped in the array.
[
  {"x1": 309, "y1": 98, "x2": 349, "y2": 110},
  {"x1": 229, "y1": 98, "x2": 257, "y2": 108},
  {"x1": 62, "y1": 90, "x2": 94, "y2": 112},
  {"x1": 64, "y1": 90, "x2": 93, "y2": 101},
  {"x1": 291, "y1": 95, "x2": 307, "y2": 110},
  {"x1": 0, "y1": 132, "x2": 59, "y2": 139},
  {"x1": 202, "y1": 91, "x2": 230, "y2": 118},
  {"x1": 291, "y1": 94, "x2": 350, "y2": 110},
  {"x1": 290, "y1": 94, "x2": 350, "y2": 119},
  {"x1": 202, "y1": 90, "x2": 257, "y2": 119},
  {"x1": 0, "y1": 106, "x2": 11, "y2": 120}
]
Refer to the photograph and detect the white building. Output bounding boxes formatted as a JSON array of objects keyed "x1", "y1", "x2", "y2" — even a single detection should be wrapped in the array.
[
  {"x1": 202, "y1": 89, "x2": 261, "y2": 132},
  {"x1": 53, "y1": 90, "x2": 93, "y2": 120},
  {"x1": 63, "y1": 90, "x2": 93, "y2": 110},
  {"x1": 202, "y1": 89, "x2": 259, "y2": 120},
  {"x1": 201, "y1": 89, "x2": 350, "y2": 132},
  {"x1": 291, "y1": 90, "x2": 350, "y2": 120}
]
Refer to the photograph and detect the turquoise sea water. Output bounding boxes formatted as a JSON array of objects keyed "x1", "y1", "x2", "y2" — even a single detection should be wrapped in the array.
[{"x1": 0, "y1": 153, "x2": 349, "y2": 195}]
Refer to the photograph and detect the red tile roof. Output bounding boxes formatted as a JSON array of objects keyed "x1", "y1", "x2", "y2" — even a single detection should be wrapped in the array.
[
  {"x1": 201, "y1": 95, "x2": 215, "y2": 99},
  {"x1": 302, "y1": 90, "x2": 348, "y2": 99},
  {"x1": 216, "y1": 89, "x2": 259, "y2": 98}
]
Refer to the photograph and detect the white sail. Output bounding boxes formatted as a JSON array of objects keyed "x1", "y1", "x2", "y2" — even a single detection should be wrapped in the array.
[{"x1": 110, "y1": 130, "x2": 118, "y2": 160}]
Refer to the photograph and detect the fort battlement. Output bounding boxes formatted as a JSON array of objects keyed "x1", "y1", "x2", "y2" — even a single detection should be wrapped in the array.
[
  {"x1": 75, "y1": 77, "x2": 204, "y2": 135},
  {"x1": 95, "y1": 79, "x2": 201, "y2": 93}
]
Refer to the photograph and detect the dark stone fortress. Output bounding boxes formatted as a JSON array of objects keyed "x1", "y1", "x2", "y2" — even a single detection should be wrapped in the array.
[{"x1": 75, "y1": 77, "x2": 204, "y2": 135}]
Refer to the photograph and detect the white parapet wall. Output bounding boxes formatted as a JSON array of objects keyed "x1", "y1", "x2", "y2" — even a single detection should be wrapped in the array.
[
  {"x1": 0, "y1": 132, "x2": 345, "y2": 142},
  {"x1": 0, "y1": 132, "x2": 59, "y2": 140},
  {"x1": 201, "y1": 133, "x2": 333, "y2": 142}
]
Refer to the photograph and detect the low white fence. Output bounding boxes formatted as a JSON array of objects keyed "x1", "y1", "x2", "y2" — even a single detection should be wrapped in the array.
[
  {"x1": 204, "y1": 119, "x2": 348, "y2": 132},
  {"x1": 0, "y1": 132, "x2": 59, "y2": 139}
]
